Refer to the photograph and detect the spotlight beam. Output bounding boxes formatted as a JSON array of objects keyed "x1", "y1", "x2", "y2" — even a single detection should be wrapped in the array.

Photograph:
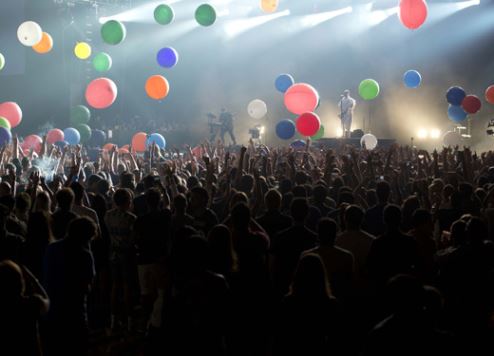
[
  {"x1": 300, "y1": 7, "x2": 353, "y2": 28},
  {"x1": 224, "y1": 10, "x2": 290, "y2": 39}
]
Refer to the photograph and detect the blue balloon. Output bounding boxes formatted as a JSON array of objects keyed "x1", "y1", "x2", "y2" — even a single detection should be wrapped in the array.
[
  {"x1": 63, "y1": 127, "x2": 81, "y2": 145},
  {"x1": 90, "y1": 129, "x2": 106, "y2": 147},
  {"x1": 446, "y1": 86, "x2": 466, "y2": 106},
  {"x1": 157, "y1": 47, "x2": 179, "y2": 68},
  {"x1": 54, "y1": 141, "x2": 68, "y2": 149},
  {"x1": 448, "y1": 104, "x2": 468, "y2": 122},
  {"x1": 403, "y1": 70, "x2": 422, "y2": 88},
  {"x1": 276, "y1": 119, "x2": 296, "y2": 140},
  {"x1": 0, "y1": 127, "x2": 11, "y2": 146},
  {"x1": 275, "y1": 74, "x2": 294, "y2": 93},
  {"x1": 290, "y1": 139, "x2": 306, "y2": 149},
  {"x1": 146, "y1": 133, "x2": 166, "y2": 149}
]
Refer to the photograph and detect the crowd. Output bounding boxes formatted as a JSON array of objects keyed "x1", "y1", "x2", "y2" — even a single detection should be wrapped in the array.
[{"x1": 1, "y1": 135, "x2": 494, "y2": 356}]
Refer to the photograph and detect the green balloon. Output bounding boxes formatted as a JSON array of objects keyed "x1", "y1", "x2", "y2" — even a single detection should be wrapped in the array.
[
  {"x1": 0, "y1": 117, "x2": 11, "y2": 130},
  {"x1": 195, "y1": 4, "x2": 216, "y2": 27},
  {"x1": 101, "y1": 20, "x2": 126, "y2": 45},
  {"x1": 0, "y1": 53, "x2": 4, "y2": 71},
  {"x1": 154, "y1": 4, "x2": 174, "y2": 25},
  {"x1": 311, "y1": 125, "x2": 324, "y2": 141},
  {"x1": 70, "y1": 105, "x2": 91, "y2": 125},
  {"x1": 93, "y1": 52, "x2": 112, "y2": 72},
  {"x1": 75, "y1": 124, "x2": 92, "y2": 143},
  {"x1": 359, "y1": 79, "x2": 380, "y2": 101}
]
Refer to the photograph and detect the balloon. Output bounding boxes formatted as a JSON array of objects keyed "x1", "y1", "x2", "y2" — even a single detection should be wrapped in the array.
[
  {"x1": 447, "y1": 105, "x2": 467, "y2": 122},
  {"x1": 64, "y1": 127, "x2": 81, "y2": 145},
  {"x1": 85, "y1": 77, "x2": 118, "y2": 109},
  {"x1": 290, "y1": 139, "x2": 306, "y2": 149},
  {"x1": 311, "y1": 125, "x2": 325, "y2": 140},
  {"x1": 132, "y1": 132, "x2": 147, "y2": 152},
  {"x1": 54, "y1": 141, "x2": 68, "y2": 149},
  {"x1": 442, "y1": 131, "x2": 462, "y2": 147},
  {"x1": 74, "y1": 42, "x2": 91, "y2": 60},
  {"x1": 0, "y1": 53, "x2": 5, "y2": 71},
  {"x1": 103, "y1": 143, "x2": 116, "y2": 151},
  {"x1": 75, "y1": 124, "x2": 92, "y2": 143},
  {"x1": 0, "y1": 128, "x2": 12, "y2": 146},
  {"x1": 101, "y1": 20, "x2": 126, "y2": 45},
  {"x1": 46, "y1": 129, "x2": 64, "y2": 145},
  {"x1": 275, "y1": 74, "x2": 294, "y2": 93},
  {"x1": 32, "y1": 32, "x2": 53, "y2": 54},
  {"x1": 90, "y1": 129, "x2": 106, "y2": 146},
  {"x1": 446, "y1": 86, "x2": 466, "y2": 106},
  {"x1": 146, "y1": 133, "x2": 166, "y2": 149},
  {"x1": 70, "y1": 105, "x2": 91, "y2": 125},
  {"x1": 461, "y1": 95, "x2": 482, "y2": 114},
  {"x1": 248, "y1": 99, "x2": 267, "y2": 119},
  {"x1": 359, "y1": 79, "x2": 380, "y2": 100},
  {"x1": 154, "y1": 4, "x2": 174, "y2": 25},
  {"x1": 118, "y1": 147, "x2": 129, "y2": 154},
  {"x1": 93, "y1": 52, "x2": 112, "y2": 72},
  {"x1": 485, "y1": 85, "x2": 494, "y2": 105},
  {"x1": 284, "y1": 83, "x2": 319, "y2": 115},
  {"x1": 157, "y1": 47, "x2": 179, "y2": 68},
  {"x1": 0, "y1": 102, "x2": 22, "y2": 128},
  {"x1": 260, "y1": 0, "x2": 279, "y2": 13},
  {"x1": 360, "y1": 133, "x2": 378, "y2": 150},
  {"x1": 275, "y1": 119, "x2": 296, "y2": 140},
  {"x1": 145, "y1": 75, "x2": 169, "y2": 100},
  {"x1": 22, "y1": 135, "x2": 42, "y2": 153},
  {"x1": 0, "y1": 117, "x2": 11, "y2": 130},
  {"x1": 399, "y1": 0, "x2": 428, "y2": 30},
  {"x1": 195, "y1": 4, "x2": 216, "y2": 26},
  {"x1": 296, "y1": 112, "x2": 321, "y2": 137},
  {"x1": 403, "y1": 70, "x2": 422, "y2": 88},
  {"x1": 17, "y1": 21, "x2": 43, "y2": 47}
]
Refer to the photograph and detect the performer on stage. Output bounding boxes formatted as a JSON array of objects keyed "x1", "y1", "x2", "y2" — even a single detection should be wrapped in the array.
[
  {"x1": 338, "y1": 89, "x2": 356, "y2": 139},
  {"x1": 219, "y1": 108, "x2": 236, "y2": 145}
]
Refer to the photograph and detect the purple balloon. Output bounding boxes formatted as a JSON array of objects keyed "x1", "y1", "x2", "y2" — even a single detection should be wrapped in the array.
[{"x1": 157, "y1": 47, "x2": 179, "y2": 68}]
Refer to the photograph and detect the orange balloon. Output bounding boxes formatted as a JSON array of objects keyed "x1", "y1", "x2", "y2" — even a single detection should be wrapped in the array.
[
  {"x1": 33, "y1": 32, "x2": 53, "y2": 54},
  {"x1": 132, "y1": 132, "x2": 147, "y2": 152},
  {"x1": 103, "y1": 143, "x2": 116, "y2": 151},
  {"x1": 145, "y1": 75, "x2": 169, "y2": 100}
]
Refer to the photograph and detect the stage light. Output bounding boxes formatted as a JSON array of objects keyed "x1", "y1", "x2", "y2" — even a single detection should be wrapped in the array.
[
  {"x1": 368, "y1": 7, "x2": 398, "y2": 26},
  {"x1": 224, "y1": 9, "x2": 290, "y2": 38},
  {"x1": 336, "y1": 128, "x2": 343, "y2": 138},
  {"x1": 430, "y1": 129, "x2": 441, "y2": 139},
  {"x1": 417, "y1": 129, "x2": 428, "y2": 139},
  {"x1": 455, "y1": 0, "x2": 480, "y2": 11},
  {"x1": 260, "y1": 126, "x2": 265, "y2": 135},
  {"x1": 301, "y1": 7, "x2": 353, "y2": 28}
]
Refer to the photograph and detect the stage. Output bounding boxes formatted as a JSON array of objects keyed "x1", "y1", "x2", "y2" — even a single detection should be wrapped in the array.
[{"x1": 315, "y1": 138, "x2": 396, "y2": 149}]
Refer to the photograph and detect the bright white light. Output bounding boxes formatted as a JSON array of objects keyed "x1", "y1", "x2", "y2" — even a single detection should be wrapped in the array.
[
  {"x1": 260, "y1": 126, "x2": 265, "y2": 135},
  {"x1": 430, "y1": 129, "x2": 441, "y2": 139},
  {"x1": 336, "y1": 128, "x2": 343, "y2": 138},
  {"x1": 98, "y1": 0, "x2": 182, "y2": 24},
  {"x1": 417, "y1": 129, "x2": 428, "y2": 139},
  {"x1": 224, "y1": 9, "x2": 290, "y2": 38},
  {"x1": 455, "y1": 0, "x2": 480, "y2": 10},
  {"x1": 368, "y1": 7, "x2": 398, "y2": 26},
  {"x1": 301, "y1": 7, "x2": 353, "y2": 28}
]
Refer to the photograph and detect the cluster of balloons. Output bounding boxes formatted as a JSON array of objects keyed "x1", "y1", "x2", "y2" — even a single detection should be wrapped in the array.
[
  {"x1": 359, "y1": 79, "x2": 380, "y2": 101},
  {"x1": 17, "y1": 21, "x2": 54, "y2": 54},
  {"x1": 403, "y1": 70, "x2": 422, "y2": 88},
  {"x1": 398, "y1": 0, "x2": 428, "y2": 30},
  {"x1": 131, "y1": 132, "x2": 166, "y2": 152},
  {"x1": 195, "y1": 4, "x2": 216, "y2": 26},
  {"x1": 154, "y1": 4, "x2": 175, "y2": 25},
  {"x1": 248, "y1": 99, "x2": 267, "y2": 119},
  {"x1": 86, "y1": 77, "x2": 118, "y2": 109},
  {"x1": 446, "y1": 86, "x2": 481, "y2": 123},
  {"x1": 146, "y1": 75, "x2": 169, "y2": 100},
  {"x1": 0, "y1": 102, "x2": 22, "y2": 146}
]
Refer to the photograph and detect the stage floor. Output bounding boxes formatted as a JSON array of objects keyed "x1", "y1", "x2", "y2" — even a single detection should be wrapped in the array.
[{"x1": 315, "y1": 137, "x2": 396, "y2": 149}]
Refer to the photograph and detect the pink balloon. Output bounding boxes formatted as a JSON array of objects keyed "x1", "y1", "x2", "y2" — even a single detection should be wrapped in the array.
[
  {"x1": 0, "y1": 102, "x2": 22, "y2": 128},
  {"x1": 399, "y1": 0, "x2": 428, "y2": 30},
  {"x1": 284, "y1": 83, "x2": 319, "y2": 115},
  {"x1": 22, "y1": 134, "x2": 42, "y2": 153},
  {"x1": 85, "y1": 77, "x2": 118, "y2": 109},
  {"x1": 296, "y1": 112, "x2": 321, "y2": 137},
  {"x1": 47, "y1": 129, "x2": 64, "y2": 145}
]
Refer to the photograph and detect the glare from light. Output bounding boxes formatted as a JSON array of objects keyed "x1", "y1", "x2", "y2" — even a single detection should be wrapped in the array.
[
  {"x1": 224, "y1": 9, "x2": 290, "y2": 38},
  {"x1": 301, "y1": 7, "x2": 353, "y2": 28},
  {"x1": 417, "y1": 129, "x2": 428, "y2": 139},
  {"x1": 455, "y1": 0, "x2": 480, "y2": 10},
  {"x1": 260, "y1": 126, "x2": 265, "y2": 135},
  {"x1": 98, "y1": 0, "x2": 182, "y2": 24},
  {"x1": 430, "y1": 129, "x2": 441, "y2": 139},
  {"x1": 368, "y1": 7, "x2": 398, "y2": 26},
  {"x1": 336, "y1": 128, "x2": 343, "y2": 138}
]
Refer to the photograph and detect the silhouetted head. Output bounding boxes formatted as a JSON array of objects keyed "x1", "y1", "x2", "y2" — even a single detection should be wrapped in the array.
[
  {"x1": 265, "y1": 188, "x2": 282, "y2": 211},
  {"x1": 290, "y1": 198, "x2": 309, "y2": 223},
  {"x1": 318, "y1": 218, "x2": 338, "y2": 246},
  {"x1": 345, "y1": 205, "x2": 364, "y2": 230},
  {"x1": 0, "y1": 260, "x2": 24, "y2": 301},
  {"x1": 376, "y1": 181, "x2": 391, "y2": 204},
  {"x1": 291, "y1": 254, "x2": 331, "y2": 298},
  {"x1": 56, "y1": 188, "x2": 74, "y2": 211},
  {"x1": 384, "y1": 204, "x2": 402, "y2": 231},
  {"x1": 231, "y1": 202, "x2": 250, "y2": 231}
]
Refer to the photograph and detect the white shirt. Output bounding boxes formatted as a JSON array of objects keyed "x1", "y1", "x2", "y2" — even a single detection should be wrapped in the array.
[{"x1": 339, "y1": 96, "x2": 356, "y2": 120}]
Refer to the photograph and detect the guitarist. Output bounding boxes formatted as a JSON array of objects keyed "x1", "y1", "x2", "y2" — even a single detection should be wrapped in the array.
[
  {"x1": 219, "y1": 108, "x2": 237, "y2": 146},
  {"x1": 338, "y1": 90, "x2": 356, "y2": 139}
]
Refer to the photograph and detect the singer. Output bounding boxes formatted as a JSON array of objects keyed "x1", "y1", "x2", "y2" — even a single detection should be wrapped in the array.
[{"x1": 338, "y1": 89, "x2": 356, "y2": 139}]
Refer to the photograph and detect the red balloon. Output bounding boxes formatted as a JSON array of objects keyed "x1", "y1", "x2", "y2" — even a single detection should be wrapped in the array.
[
  {"x1": 296, "y1": 112, "x2": 321, "y2": 137},
  {"x1": 284, "y1": 83, "x2": 319, "y2": 115},
  {"x1": 46, "y1": 129, "x2": 64, "y2": 145},
  {"x1": 461, "y1": 95, "x2": 482, "y2": 114},
  {"x1": 485, "y1": 85, "x2": 494, "y2": 105},
  {"x1": 103, "y1": 143, "x2": 116, "y2": 151},
  {"x1": 132, "y1": 132, "x2": 147, "y2": 152},
  {"x1": 22, "y1": 134, "x2": 42, "y2": 153},
  {"x1": 85, "y1": 77, "x2": 118, "y2": 109},
  {"x1": 0, "y1": 102, "x2": 22, "y2": 128},
  {"x1": 399, "y1": 0, "x2": 428, "y2": 30}
]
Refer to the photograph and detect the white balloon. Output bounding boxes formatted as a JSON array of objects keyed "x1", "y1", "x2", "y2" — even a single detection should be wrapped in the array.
[
  {"x1": 17, "y1": 21, "x2": 43, "y2": 47},
  {"x1": 360, "y1": 133, "x2": 378, "y2": 150},
  {"x1": 442, "y1": 131, "x2": 462, "y2": 147},
  {"x1": 247, "y1": 99, "x2": 267, "y2": 120}
]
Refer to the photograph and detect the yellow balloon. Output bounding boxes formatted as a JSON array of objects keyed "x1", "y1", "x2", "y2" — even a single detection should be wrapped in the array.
[
  {"x1": 74, "y1": 42, "x2": 92, "y2": 60},
  {"x1": 260, "y1": 0, "x2": 279, "y2": 13}
]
